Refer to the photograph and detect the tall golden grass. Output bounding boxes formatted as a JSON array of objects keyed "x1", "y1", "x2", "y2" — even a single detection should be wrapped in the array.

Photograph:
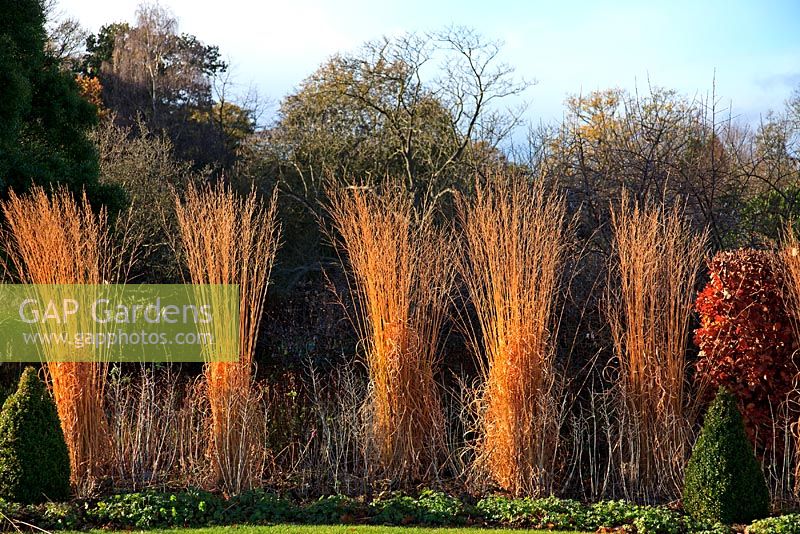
[
  {"x1": 456, "y1": 174, "x2": 571, "y2": 496},
  {"x1": 327, "y1": 184, "x2": 455, "y2": 482},
  {"x1": 174, "y1": 182, "x2": 279, "y2": 494},
  {"x1": 606, "y1": 193, "x2": 707, "y2": 500},
  {"x1": 781, "y1": 226, "x2": 800, "y2": 342},
  {"x1": 780, "y1": 226, "x2": 800, "y2": 500},
  {"x1": 0, "y1": 187, "x2": 119, "y2": 492}
]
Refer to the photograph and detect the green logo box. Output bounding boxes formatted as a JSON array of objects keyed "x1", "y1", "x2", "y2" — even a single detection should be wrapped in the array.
[{"x1": 0, "y1": 284, "x2": 240, "y2": 362}]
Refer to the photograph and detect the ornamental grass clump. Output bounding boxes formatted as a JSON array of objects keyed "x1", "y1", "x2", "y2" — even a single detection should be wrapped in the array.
[
  {"x1": 607, "y1": 194, "x2": 707, "y2": 500},
  {"x1": 1, "y1": 187, "x2": 120, "y2": 492},
  {"x1": 174, "y1": 182, "x2": 280, "y2": 494},
  {"x1": 327, "y1": 184, "x2": 455, "y2": 482},
  {"x1": 782, "y1": 227, "x2": 800, "y2": 341},
  {"x1": 456, "y1": 173, "x2": 572, "y2": 496}
]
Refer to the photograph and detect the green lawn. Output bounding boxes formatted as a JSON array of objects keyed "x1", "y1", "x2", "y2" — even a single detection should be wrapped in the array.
[{"x1": 71, "y1": 526, "x2": 587, "y2": 534}]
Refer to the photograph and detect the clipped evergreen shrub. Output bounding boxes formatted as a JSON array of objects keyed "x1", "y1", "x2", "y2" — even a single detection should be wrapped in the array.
[
  {"x1": 683, "y1": 387, "x2": 769, "y2": 524},
  {"x1": 0, "y1": 367, "x2": 70, "y2": 503}
]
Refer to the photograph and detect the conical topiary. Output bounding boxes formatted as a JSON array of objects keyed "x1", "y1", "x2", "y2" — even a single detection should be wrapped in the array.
[
  {"x1": 0, "y1": 367, "x2": 70, "y2": 503},
  {"x1": 683, "y1": 387, "x2": 769, "y2": 524}
]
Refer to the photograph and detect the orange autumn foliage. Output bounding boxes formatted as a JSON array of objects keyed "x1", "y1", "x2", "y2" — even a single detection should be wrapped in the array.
[
  {"x1": 75, "y1": 75, "x2": 107, "y2": 120},
  {"x1": 694, "y1": 249, "x2": 797, "y2": 441}
]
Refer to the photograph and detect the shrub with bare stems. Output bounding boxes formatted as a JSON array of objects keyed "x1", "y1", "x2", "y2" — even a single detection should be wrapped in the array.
[
  {"x1": 279, "y1": 360, "x2": 370, "y2": 496},
  {"x1": 606, "y1": 194, "x2": 707, "y2": 501},
  {"x1": 455, "y1": 174, "x2": 572, "y2": 496},
  {"x1": 174, "y1": 182, "x2": 280, "y2": 494},
  {"x1": 0, "y1": 187, "x2": 134, "y2": 494},
  {"x1": 106, "y1": 364, "x2": 275, "y2": 491},
  {"x1": 106, "y1": 365, "x2": 199, "y2": 489},
  {"x1": 327, "y1": 184, "x2": 456, "y2": 484}
]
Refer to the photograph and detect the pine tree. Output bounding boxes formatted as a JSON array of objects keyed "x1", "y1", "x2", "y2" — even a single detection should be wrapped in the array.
[{"x1": 0, "y1": 0, "x2": 123, "y2": 210}]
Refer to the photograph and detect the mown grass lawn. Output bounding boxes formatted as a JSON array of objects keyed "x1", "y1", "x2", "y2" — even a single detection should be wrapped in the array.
[{"x1": 72, "y1": 526, "x2": 588, "y2": 534}]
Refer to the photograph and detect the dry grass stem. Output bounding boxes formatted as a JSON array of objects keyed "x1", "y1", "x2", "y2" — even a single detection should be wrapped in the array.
[
  {"x1": 1, "y1": 187, "x2": 120, "y2": 492},
  {"x1": 327, "y1": 184, "x2": 455, "y2": 483},
  {"x1": 456, "y1": 173, "x2": 572, "y2": 496},
  {"x1": 174, "y1": 182, "x2": 280, "y2": 494},
  {"x1": 606, "y1": 193, "x2": 707, "y2": 500}
]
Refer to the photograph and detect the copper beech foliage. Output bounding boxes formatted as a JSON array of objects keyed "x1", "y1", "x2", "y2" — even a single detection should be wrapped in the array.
[{"x1": 694, "y1": 249, "x2": 798, "y2": 441}]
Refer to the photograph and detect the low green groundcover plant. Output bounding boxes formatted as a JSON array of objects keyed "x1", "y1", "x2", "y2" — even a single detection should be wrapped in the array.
[
  {"x1": 475, "y1": 495, "x2": 729, "y2": 533},
  {"x1": 748, "y1": 514, "x2": 800, "y2": 534},
  {"x1": 69, "y1": 528, "x2": 589, "y2": 534},
  {"x1": 0, "y1": 489, "x2": 797, "y2": 533},
  {"x1": 86, "y1": 489, "x2": 227, "y2": 528},
  {"x1": 0, "y1": 491, "x2": 735, "y2": 533},
  {"x1": 372, "y1": 490, "x2": 466, "y2": 526}
]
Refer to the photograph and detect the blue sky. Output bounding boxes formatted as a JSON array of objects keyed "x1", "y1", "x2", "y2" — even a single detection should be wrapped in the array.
[{"x1": 56, "y1": 0, "x2": 800, "y2": 129}]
